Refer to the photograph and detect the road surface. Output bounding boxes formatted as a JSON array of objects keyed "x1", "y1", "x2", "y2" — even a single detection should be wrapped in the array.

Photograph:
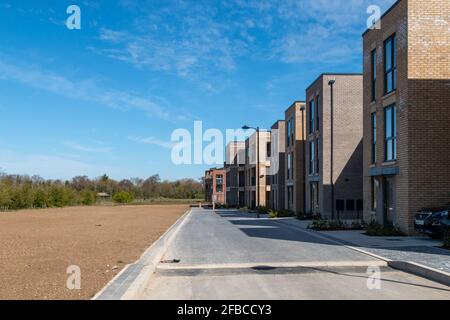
[{"x1": 139, "y1": 209, "x2": 450, "y2": 300}]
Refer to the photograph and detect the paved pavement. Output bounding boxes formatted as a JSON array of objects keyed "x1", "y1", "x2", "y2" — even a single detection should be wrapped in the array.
[
  {"x1": 283, "y1": 218, "x2": 450, "y2": 274},
  {"x1": 138, "y1": 209, "x2": 450, "y2": 300}
]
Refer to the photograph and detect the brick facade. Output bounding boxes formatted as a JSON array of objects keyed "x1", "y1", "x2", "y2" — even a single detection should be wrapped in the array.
[
  {"x1": 306, "y1": 74, "x2": 364, "y2": 219},
  {"x1": 284, "y1": 102, "x2": 306, "y2": 214},
  {"x1": 268, "y1": 120, "x2": 286, "y2": 211},
  {"x1": 204, "y1": 168, "x2": 226, "y2": 204},
  {"x1": 362, "y1": 0, "x2": 450, "y2": 234}
]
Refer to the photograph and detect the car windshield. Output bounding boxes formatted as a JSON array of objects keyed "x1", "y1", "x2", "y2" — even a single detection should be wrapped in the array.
[{"x1": 430, "y1": 211, "x2": 446, "y2": 218}]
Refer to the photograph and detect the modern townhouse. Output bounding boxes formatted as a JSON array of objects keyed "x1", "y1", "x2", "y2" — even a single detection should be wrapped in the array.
[
  {"x1": 244, "y1": 130, "x2": 271, "y2": 209},
  {"x1": 204, "y1": 168, "x2": 226, "y2": 205},
  {"x1": 225, "y1": 141, "x2": 246, "y2": 207},
  {"x1": 284, "y1": 101, "x2": 307, "y2": 215},
  {"x1": 267, "y1": 120, "x2": 286, "y2": 211},
  {"x1": 305, "y1": 74, "x2": 364, "y2": 219},
  {"x1": 362, "y1": 0, "x2": 450, "y2": 234}
]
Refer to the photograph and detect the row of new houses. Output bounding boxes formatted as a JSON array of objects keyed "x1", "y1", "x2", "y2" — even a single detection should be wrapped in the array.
[{"x1": 205, "y1": 0, "x2": 450, "y2": 235}]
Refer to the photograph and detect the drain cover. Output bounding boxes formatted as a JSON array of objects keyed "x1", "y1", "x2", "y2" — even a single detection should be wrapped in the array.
[
  {"x1": 251, "y1": 266, "x2": 277, "y2": 271},
  {"x1": 161, "y1": 259, "x2": 181, "y2": 264}
]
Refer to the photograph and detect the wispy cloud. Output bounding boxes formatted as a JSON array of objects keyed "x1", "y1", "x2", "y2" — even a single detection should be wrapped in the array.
[
  {"x1": 128, "y1": 136, "x2": 175, "y2": 149},
  {"x1": 93, "y1": 0, "x2": 395, "y2": 76},
  {"x1": 64, "y1": 141, "x2": 113, "y2": 153},
  {"x1": 0, "y1": 55, "x2": 172, "y2": 121}
]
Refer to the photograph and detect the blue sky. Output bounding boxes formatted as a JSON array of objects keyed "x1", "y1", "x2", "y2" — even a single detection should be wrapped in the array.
[{"x1": 0, "y1": 0, "x2": 395, "y2": 181}]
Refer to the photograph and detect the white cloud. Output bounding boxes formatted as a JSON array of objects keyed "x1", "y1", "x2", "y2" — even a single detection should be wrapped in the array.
[
  {"x1": 128, "y1": 136, "x2": 175, "y2": 149},
  {"x1": 0, "y1": 56, "x2": 172, "y2": 121}
]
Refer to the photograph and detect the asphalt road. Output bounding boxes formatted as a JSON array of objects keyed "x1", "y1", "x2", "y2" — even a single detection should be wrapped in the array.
[{"x1": 140, "y1": 209, "x2": 450, "y2": 300}]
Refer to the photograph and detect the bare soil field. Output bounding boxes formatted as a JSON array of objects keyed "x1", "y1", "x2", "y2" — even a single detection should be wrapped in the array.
[{"x1": 0, "y1": 204, "x2": 189, "y2": 300}]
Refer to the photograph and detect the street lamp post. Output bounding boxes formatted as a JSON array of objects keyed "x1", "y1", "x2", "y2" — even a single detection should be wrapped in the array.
[
  {"x1": 328, "y1": 79, "x2": 336, "y2": 220},
  {"x1": 300, "y1": 105, "x2": 306, "y2": 217},
  {"x1": 243, "y1": 125, "x2": 260, "y2": 218}
]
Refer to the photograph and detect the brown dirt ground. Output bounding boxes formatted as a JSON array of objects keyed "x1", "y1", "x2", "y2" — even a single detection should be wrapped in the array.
[{"x1": 0, "y1": 204, "x2": 189, "y2": 300}]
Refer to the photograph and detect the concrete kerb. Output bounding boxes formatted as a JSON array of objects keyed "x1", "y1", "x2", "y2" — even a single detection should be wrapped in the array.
[
  {"x1": 276, "y1": 220, "x2": 450, "y2": 287},
  {"x1": 92, "y1": 208, "x2": 193, "y2": 300}
]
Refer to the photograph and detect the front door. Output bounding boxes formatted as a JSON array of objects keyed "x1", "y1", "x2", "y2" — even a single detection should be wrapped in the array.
[{"x1": 383, "y1": 177, "x2": 395, "y2": 226}]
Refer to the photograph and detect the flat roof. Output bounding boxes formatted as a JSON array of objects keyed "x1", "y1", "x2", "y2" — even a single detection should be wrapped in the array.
[
  {"x1": 305, "y1": 73, "x2": 363, "y2": 93},
  {"x1": 362, "y1": 0, "x2": 402, "y2": 37}
]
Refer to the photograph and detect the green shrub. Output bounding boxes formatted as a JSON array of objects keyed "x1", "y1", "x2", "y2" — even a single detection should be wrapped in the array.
[
  {"x1": 32, "y1": 189, "x2": 49, "y2": 208},
  {"x1": 365, "y1": 221, "x2": 405, "y2": 236},
  {"x1": 48, "y1": 186, "x2": 75, "y2": 207},
  {"x1": 0, "y1": 183, "x2": 12, "y2": 209},
  {"x1": 269, "y1": 209, "x2": 295, "y2": 219},
  {"x1": 309, "y1": 218, "x2": 329, "y2": 230},
  {"x1": 257, "y1": 206, "x2": 270, "y2": 214},
  {"x1": 308, "y1": 219, "x2": 349, "y2": 231},
  {"x1": 80, "y1": 189, "x2": 96, "y2": 205},
  {"x1": 10, "y1": 185, "x2": 34, "y2": 209},
  {"x1": 113, "y1": 191, "x2": 134, "y2": 204}
]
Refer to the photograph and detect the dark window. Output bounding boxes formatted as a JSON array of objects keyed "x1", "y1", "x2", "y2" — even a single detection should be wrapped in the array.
[
  {"x1": 371, "y1": 49, "x2": 377, "y2": 101},
  {"x1": 309, "y1": 141, "x2": 315, "y2": 174},
  {"x1": 357, "y1": 200, "x2": 363, "y2": 211},
  {"x1": 336, "y1": 200, "x2": 345, "y2": 211},
  {"x1": 316, "y1": 95, "x2": 320, "y2": 131},
  {"x1": 286, "y1": 119, "x2": 290, "y2": 147},
  {"x1": 371, "y1": 177, "x2": 378, "y2": 210},
  {"x1": 309, "y1": 99, "x2": 315, "y2": 134},
  {"x1": 315, "y1": 138, "x2": 320, "y2": 174},
  {"x1": 346, "y1": 200, "x2": 355, "y2": 211},
  {"x1": 384, "y1": 105, "x2": 397, "y2": 161},
  {"x1": 287, "y1": 153, "x2": 293, "y2": 179},
  {"x1": 266, "y1": 142, "x2": 271, "y2": 158},
  {"x1": 384, "y1": 34, "x2": 396, "y2": 94},
  {"x1": 291, "y1": 118, "x2": 295, "y2": 145},
  {"x1": 371, "y1": 112, "x2": 377, "y2": 164}
]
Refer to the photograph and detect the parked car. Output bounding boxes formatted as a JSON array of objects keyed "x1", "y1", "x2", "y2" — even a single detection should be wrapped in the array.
[{"x1": 415, "y1": 207, "x2": 450, "y2": 239}]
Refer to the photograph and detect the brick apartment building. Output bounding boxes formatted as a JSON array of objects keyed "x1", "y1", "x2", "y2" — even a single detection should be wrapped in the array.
[
  {"x1": 244, "y1": 130, "x2": 271, "y2": 209},
  {"x1": 268, "y1": 120, "x2": 286, "y2": 211},
  {"x1": 284, "y1": 102, "x2": 307, "y2": 214},
  {"x1": 204, "y1": 168, "x2": 226, "y2": 204},
  {"x1": 362, "y1": 0, "x2": 450, "y2": 234},
  {"x1": 225, "y1": 141, "x2": 246, "y2": 207},
  {"x1": 305, "y1": 74, "x2": 364, "y2": 219}
]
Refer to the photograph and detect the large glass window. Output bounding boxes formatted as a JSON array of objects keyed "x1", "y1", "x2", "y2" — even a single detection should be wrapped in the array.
[
  {"x1": 371, "y1": 112, "x2": 377, "y2": 164},
  {"x1": 371, "y1": 49, "x2": 377, "y2": 101},
  {"x1": 316, "y1": 95, "x2": 320, "y2": 132},
  {"x1": 287, "y1": 153, "x2": 292, "y2": 179},
  {"x1": 216, "y1": 174, "x2": 223, "y2": 193},
  {"x1": 309, "y1": 100, "x2": 315, "y2": 134},
  {"x1": 309, "y1": 141, "x2": 315, "y2": 174},
  {"x1": 315, "y1": 138, "x2": 320, "y2": 174},
  {"x1": 384, "y1": 105, "x2": 397, "y2": 161},
  {"x1": 384, "y1": 34, "x2": 396, "y2": 94},
  {"x1": 371, "y1": 177, "x2": 378, "y2": 211},
  {"x1": 286, "y1": 119, "x2": 291, "y2": 146}
]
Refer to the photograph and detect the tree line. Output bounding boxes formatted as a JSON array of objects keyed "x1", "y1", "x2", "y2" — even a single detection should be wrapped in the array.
[{"x1": 0, "y1": 173, "x2": 204, "y2": 211}]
